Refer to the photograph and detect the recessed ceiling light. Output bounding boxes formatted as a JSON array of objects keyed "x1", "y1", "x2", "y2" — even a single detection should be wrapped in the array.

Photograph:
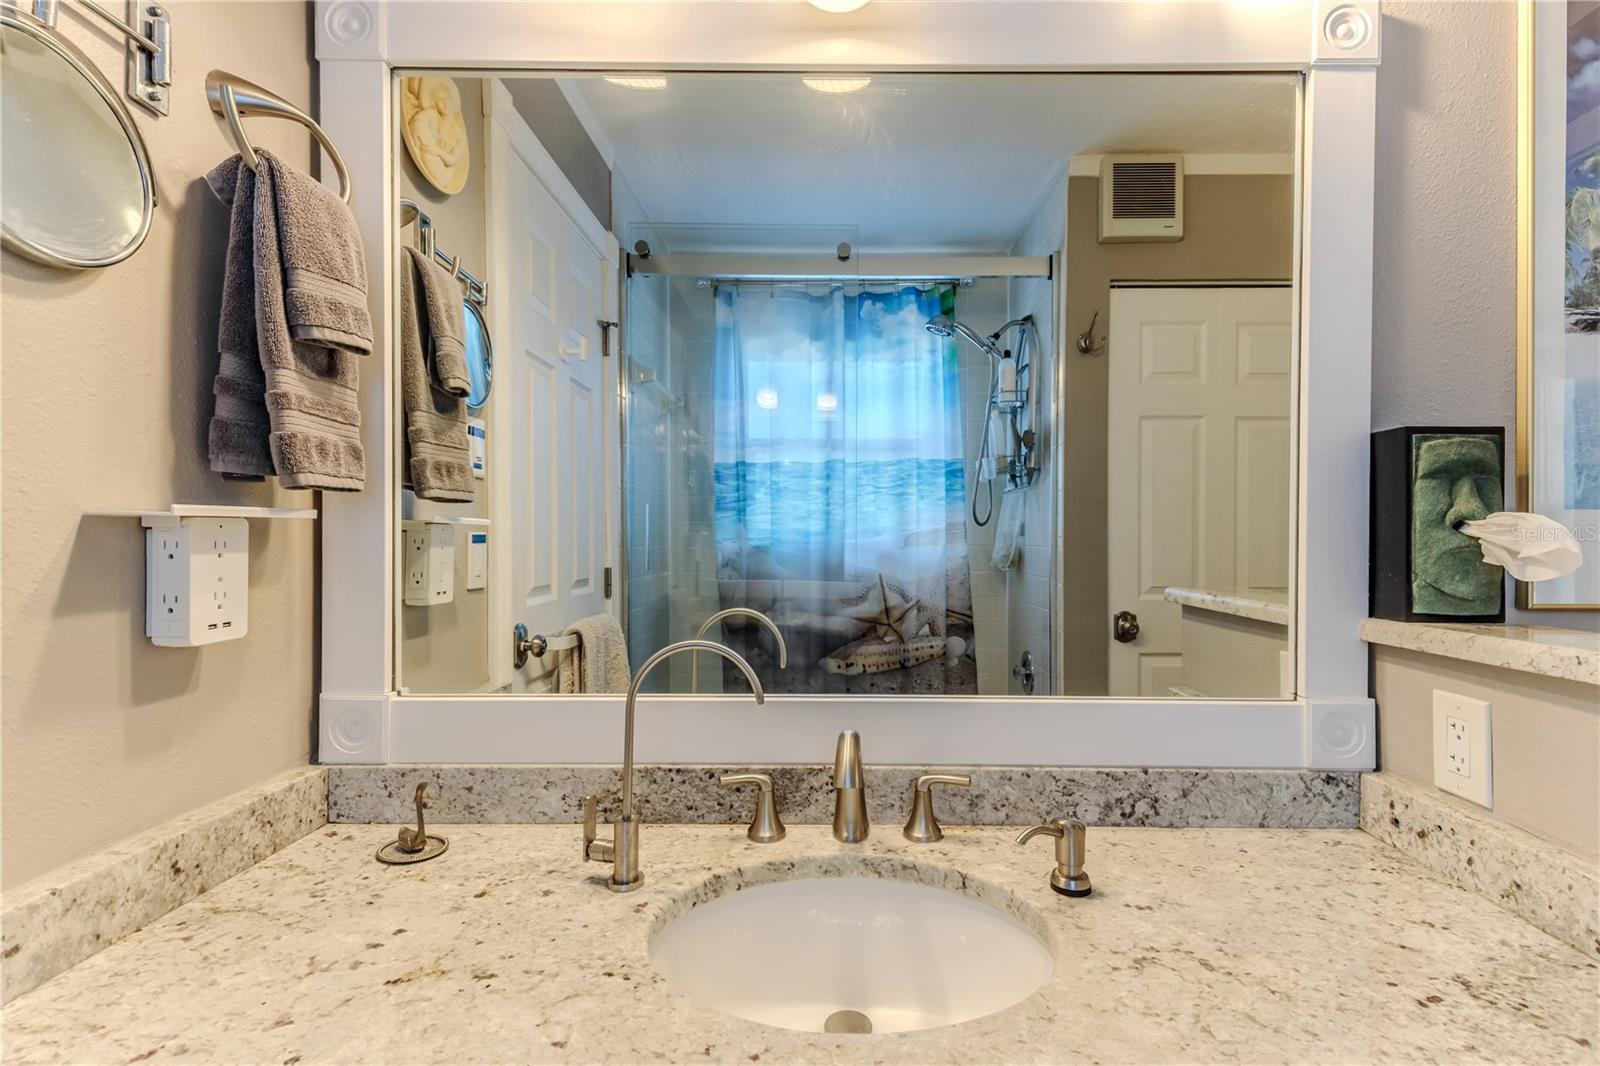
[
  {"x1": 755, "y1": 388, "x2": 780, "y2": 411},
  {"x1": 803, "y1": 76, "x2": 872, "y2": 95},
  {"x1": 807, "y1": 0, "x2": 870, "y2": 11},
  {"x1": 815, "y1": 392, "x2": 839, "y2": 413},
  {"x1": 603, "y1": 75, "x2": 668, "y2": 90}
]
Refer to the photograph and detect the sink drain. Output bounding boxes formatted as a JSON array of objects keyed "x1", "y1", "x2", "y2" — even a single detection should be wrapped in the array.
[{"x1": 823, "y1": 1009, "x2": 873, "y2": 1034}]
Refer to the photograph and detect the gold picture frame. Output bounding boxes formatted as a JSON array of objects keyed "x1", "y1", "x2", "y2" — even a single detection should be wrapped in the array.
[{"x1": 1516, "y1": 0, "x2": 1600, "y2": 610}]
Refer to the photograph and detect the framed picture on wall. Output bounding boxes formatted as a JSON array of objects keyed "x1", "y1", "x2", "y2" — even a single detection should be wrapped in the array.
[{"x1": 1518, "y1": 0, "x2": 1600, "y2": 609}]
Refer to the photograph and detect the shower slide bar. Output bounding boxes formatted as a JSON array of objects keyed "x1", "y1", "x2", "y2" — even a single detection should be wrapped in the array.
[{"x1": 627, "y1": 251, "x2": 1052, "y2": 282}]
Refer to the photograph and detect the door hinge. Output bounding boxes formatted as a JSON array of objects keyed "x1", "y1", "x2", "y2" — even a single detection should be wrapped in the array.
[{"x1": 604, "y1": 566, "x2": 613, "y2": 599}]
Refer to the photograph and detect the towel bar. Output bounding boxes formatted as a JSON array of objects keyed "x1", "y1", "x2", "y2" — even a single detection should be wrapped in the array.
[
  {"x1": 513, "y1": 622, "x2": 582, "y2": 668},
  {"x1": 205, "y1": 69, "x2": 352, "y2": 203},
  {"x1": 400, "y1": 199, "x2": 488, "y2": 306}
]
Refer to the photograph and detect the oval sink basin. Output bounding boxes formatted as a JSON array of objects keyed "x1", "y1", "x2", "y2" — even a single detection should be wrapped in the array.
[{"x1": 648, "y1": 876, "x2": 1053, "y2": 1034}]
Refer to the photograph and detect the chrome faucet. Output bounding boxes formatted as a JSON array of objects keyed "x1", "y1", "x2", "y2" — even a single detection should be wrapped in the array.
[
  {"x1": 832, "y1": 730, "x2": 868, "y2": 842},
  {"x1": 582, "y1": 640, "x2": 764, "y2": 892},
  {"x1": 1016, "y1": 817, "x2": 1092, "y2": 897},
  {"x1": 691, "y1": 608, "x2": 787, "y2": 690}
]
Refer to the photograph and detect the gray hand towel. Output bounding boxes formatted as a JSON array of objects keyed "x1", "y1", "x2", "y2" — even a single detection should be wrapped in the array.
[
  {"x1": 401, "y1": 249, "x2": 475, "y2": 502},
  {"x1": 557, "y1": 613, "x2": 632, "y2": 694},
  {"x1": 404, "y1": 246, "x2": 470, "y2": 397},
  {"x1": 206, "y1": 151, "x2": 369, "y2": 490}
]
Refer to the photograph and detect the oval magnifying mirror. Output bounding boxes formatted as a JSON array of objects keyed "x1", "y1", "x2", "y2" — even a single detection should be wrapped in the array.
[
  {"x1": 0, "y1": 7, "x2": 155, "y2": 269},
  {"x1": 463, "y1": 299, "x2": 493, "y2": 409}
]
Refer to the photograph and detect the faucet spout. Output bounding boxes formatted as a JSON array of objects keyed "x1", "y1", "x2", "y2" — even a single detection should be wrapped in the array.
[
  {"x1": 586, "y1": 639, "x2": 763, "y2": 893},
  {"x1": 692, "y1": 608, "x2": 788, "y2": 690},
  {"x1": 623, "y1": 640, "x2": 764, "y2": 822},
  {"x1": 832, "y1": 730, "x2": 868, "y2": 842}
]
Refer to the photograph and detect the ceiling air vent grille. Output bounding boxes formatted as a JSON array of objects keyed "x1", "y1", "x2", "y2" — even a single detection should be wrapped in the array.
[{"x1": 1099, "y1": 155, "x2": 1184, "y2": 243}]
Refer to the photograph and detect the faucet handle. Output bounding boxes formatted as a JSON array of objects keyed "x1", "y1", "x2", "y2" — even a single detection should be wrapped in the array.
[
  {"x1": 582, "y1": 795, "x2": 614, "y2": 864},
  {"x1": 1016, "y1": 817, "x2": 1091, "y2": 897},
  {"x1": 902, "y1": 773, "x2": 971, "y2": 843},
  {"x1": 719, "y1": 773, "x2": 786, "y2": 843}
]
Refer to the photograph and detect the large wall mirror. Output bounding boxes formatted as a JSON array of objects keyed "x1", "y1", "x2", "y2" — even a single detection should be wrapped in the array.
[{"x1": 394, "y1": 71, "x2": 1300, "y2": 701}]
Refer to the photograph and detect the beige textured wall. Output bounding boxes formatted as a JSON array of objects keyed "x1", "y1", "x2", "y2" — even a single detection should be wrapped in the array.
[
  {"x1": 1061, "y1": 174, "x2": 1295, "y2": 694},
  {"x1": 1374, "y1": 1, "x2": 1598, "y2": 631},
  {"x1": 397, "y1": 77, "x2": 491, "y2": 694},
  {"x1": 1373, "y1": 649, "x2": 1599, "y2": 862},
  {"x1": 1, "y1": 2, "x2": 316, "y2": 889}
]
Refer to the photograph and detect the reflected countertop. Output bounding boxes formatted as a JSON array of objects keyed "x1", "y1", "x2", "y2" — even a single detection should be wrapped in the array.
[
  {"x1": 4, "y1": 824, "x2": 1596, "y2": 1065},
  {"x1": 1164, "y1": 586, "x2": 1290, "y2": 626}
]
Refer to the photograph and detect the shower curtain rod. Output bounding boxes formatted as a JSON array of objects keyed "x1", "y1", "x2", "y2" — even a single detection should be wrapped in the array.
[
  {"x1": 698, "y1": 277, "x2": 976, "y2": 290},
  {"x1": 627, "y1": 251, "x2": 1052, "y2": 282}
]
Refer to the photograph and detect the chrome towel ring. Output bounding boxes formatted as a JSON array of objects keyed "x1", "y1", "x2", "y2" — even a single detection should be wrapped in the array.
[{"x1": 205, "y1": 69, "x2": 352, "y2": 203}]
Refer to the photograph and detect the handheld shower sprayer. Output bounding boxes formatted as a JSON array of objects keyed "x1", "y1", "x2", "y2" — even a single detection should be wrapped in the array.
[{"x1": 924, "y1": 312, "x2": 1036, "y2": 526}]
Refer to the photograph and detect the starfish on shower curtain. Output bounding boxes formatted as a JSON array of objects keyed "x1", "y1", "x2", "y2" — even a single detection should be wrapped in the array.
[{"x1": 844, "y1": 574, "x2": 922, "y2": 643}]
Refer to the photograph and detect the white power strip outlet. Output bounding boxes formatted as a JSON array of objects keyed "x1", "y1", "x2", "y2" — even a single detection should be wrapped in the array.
[
  {"x1": 145, "y1": 517, "x2": 249, "y2": 646},
  {"x1": 403, "y1": 521, "x2": 455, "y2": 606},
  {"x1": 1432, "y1": 689, "x2": 1492, "y2": 808}
]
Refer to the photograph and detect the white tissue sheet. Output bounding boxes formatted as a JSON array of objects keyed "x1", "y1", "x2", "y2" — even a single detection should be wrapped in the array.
[{"x1": 1458, "y1": 512, "x2": 1583, "y2": 582}]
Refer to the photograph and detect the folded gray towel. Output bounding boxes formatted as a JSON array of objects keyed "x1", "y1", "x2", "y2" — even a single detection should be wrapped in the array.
[
  {"x1": 206, "y1": 151, "x2": 369, "y2": 490},
  {"x1": 557, "y1": 613, "x2": 632, "y2": 694},
  {"x1": 404, "y1": 247, "x2": 469, "y2": 397},
  {"x1": 401, "y1": 249, "x2": 475, "y2": 502},
  {"x1": 208, "y1": 159, "x2": 272, "y2": 479}
]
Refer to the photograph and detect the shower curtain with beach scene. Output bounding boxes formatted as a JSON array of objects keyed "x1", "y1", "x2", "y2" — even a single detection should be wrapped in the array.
[{"x1": 712, "y1": 282, "x2": 976, "y2": 694}]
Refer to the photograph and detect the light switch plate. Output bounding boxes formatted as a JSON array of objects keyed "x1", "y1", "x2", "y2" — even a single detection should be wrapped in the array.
[{"x1": 1432, "y1": 689, "x2": 1492, "y2": 808}]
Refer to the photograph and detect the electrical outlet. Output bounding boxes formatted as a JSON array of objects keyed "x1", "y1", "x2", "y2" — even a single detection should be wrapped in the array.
[
  {"x1": 145, "y1": 517, "x2": 249, "y2": 646},
  {"x1": 1432, "y1": 690, "x2": 1492, "y2": 808},
  {"x1": 403, "y1": 521, "x2": 454, "y2": 606}
]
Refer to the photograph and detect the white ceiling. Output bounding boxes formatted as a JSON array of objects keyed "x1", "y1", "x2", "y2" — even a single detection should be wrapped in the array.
[{"x1": 554, "y1": 73, "x2": 1295, "y2": 252}]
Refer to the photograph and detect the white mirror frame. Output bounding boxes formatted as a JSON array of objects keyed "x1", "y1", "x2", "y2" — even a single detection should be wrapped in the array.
[{"x1": 314, "y1": 0, "x2": 1381, "y2": 770}]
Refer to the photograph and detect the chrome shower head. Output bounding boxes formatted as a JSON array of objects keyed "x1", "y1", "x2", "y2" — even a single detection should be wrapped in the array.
[{"x1": 924, "y1": 314, "x2": 996, "y2": 356}]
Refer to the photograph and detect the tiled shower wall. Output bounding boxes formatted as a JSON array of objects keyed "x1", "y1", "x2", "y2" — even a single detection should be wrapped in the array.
[{"x1": 1003, "y1": 172, "x2": 1065, "y2": 696}]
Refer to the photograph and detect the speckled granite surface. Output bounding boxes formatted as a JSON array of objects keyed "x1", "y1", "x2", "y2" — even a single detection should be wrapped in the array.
[
  {"x1": 1361, "y1": 771, "x2": 1600, "y2": 959},
  {"x1": 0, "y1": 767, "x2": 326, "y2": 1004},
  {"x1": 1360, "y1": 619, "x2": 1600, "y2": 685},
  {"x1": 328, "y1": 765, "x2": 1360, "y2": 829},
  {"x1": 5, "y1": 824, "x2": 1596, "y2": 1065}
]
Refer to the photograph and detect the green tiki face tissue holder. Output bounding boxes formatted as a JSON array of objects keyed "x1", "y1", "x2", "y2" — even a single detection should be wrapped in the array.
[{"x1": 1371, "y1": 427, "x2": 1506, "y2": 622}]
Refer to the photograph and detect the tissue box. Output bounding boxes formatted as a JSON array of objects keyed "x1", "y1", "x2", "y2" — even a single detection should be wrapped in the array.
[{"x1": 1371, "y1": 426, "x2": 1506, "y2": 622}]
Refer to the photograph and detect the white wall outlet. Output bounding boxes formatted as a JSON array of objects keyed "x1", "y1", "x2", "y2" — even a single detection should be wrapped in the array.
[
  {"x1": 145, "y1": 517, "x2": 249, "y2": 646},
  {"x1": 403, "y1": 521, "x2": 454, "y2": 606},
  {"x1": 466, "y1": 530, "x2": 488, "y2": 591},
  {"x1": 1432, "y1": 689, "x2": 1492, "y2": 808}
]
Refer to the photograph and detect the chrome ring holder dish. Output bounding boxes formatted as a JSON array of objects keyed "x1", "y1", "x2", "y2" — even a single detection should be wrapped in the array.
[
  {"x1": 376, "y1": 783, "x2": 449, "y2": 865},
  {"x1": 0, "y1": 3, "x2": 157, "y2": 269}
]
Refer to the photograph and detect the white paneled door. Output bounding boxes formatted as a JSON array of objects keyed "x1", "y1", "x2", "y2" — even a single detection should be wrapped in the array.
[
  {"x1": 1106, "y1": 286, "x2": 1292, "y2": 697},
  {"x1": 489, "y1": 106, "x2": 612, "y2": 692}
]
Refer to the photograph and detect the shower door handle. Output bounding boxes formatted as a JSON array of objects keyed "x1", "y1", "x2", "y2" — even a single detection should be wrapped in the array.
[{"x1": 1112, "y1": 610, "x2": 1140, "y2": 644}]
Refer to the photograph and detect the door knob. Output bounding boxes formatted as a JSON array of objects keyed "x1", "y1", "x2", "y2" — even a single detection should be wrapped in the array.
[{"x1": 1112, "y1": 610, "x2": 1140, "y2": 643}]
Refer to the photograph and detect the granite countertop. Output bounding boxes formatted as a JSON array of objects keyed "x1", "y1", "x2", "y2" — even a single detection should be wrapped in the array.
[
  {"x1": 1164, "y1": 586, "x2": 1291, "y2": 626},
  {"x1": 1360, "y1": 618, "x2": 1600, "y2": 685},
  {"x1": 4, "y1": 825, "x2": 1597, "y2": 1065}
]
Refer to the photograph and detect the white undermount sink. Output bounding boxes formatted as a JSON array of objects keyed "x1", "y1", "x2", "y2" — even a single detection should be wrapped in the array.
[{"x1": 648, "y1": 876, "x2": 1054, "y2": 1034}]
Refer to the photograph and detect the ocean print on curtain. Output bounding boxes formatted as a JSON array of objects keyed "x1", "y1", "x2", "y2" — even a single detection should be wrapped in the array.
[{"x1": 712, "y1": 283, "x2": 976, "y2": 694}]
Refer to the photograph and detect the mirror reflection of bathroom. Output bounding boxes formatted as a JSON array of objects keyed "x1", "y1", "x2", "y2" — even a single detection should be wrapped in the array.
[{"x1": 395, "y1": 72, "x2": 1298, "y2": 699}]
